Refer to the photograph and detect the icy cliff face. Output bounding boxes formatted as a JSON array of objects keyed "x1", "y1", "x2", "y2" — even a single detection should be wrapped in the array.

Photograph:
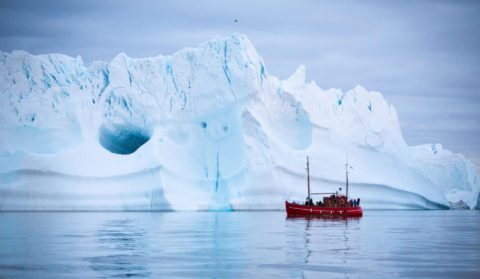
[{"x1": 0, "y1": 33, "x2": 478, "y2": 210}]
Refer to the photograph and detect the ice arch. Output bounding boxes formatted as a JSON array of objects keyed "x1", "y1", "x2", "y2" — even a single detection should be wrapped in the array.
[{"x1": 98, "y1": 123, "x2": 151, "y2": 155}]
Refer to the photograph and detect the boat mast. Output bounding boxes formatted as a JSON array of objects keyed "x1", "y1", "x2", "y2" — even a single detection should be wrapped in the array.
[
  {"x1": 345, "y1": 155, "x2": 349, "y2": 200},
  {"x1": 307, "y1": 156, "x2": 311, "y2": 200}
]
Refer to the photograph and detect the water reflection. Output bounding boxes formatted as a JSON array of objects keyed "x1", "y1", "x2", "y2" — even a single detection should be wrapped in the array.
[
  {"x1": 86, "y1": 218, "x2": 150, "y2": 277},
  {"x1": 0, "y1": 211, "x2": 479, "y2": 278},
  {"x1": 304, "y1": 218, "x2": 312, "y2": 264},
  {"x1": 285, "y1": 216, "x2": 361, "y2": 278},
  {"x1": 342, "y1": 219, "x2": 351, "y2": 279}
]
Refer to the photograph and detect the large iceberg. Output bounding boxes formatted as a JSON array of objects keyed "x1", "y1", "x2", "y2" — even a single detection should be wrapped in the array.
[{"x1": 0, "y1": 33, "x2": 478, "y2": 210}]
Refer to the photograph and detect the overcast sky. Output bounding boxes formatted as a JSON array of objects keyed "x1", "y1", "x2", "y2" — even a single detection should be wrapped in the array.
[{"x1": 1, "y1": 0, "x2": 479, "y2": 167}]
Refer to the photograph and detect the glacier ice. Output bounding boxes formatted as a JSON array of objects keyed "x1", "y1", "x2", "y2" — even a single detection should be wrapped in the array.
[{"x1": 0, "y1": 33, "x2": 478, "y2": 210}]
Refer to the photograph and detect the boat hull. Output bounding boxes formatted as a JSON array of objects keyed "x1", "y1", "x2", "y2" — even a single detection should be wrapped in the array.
[{"x1": 285, "y1": 201, "x2": 363, "y2": 217}]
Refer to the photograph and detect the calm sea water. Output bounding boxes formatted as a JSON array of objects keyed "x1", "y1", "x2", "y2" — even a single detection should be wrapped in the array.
[{"x1": 0, "y1": 210, "x2": 479, "y2": 278}]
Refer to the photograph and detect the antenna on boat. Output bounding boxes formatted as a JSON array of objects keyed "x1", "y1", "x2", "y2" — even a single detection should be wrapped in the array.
[
  {"x1": 306, "y1": 156, "x2": 311, "y2": 200},
  {"x1": 345, "y1": 151, "x2": 354, "y2": 200}
]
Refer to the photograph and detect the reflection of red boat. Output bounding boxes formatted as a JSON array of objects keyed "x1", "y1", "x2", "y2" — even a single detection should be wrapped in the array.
[{"x1": 285, "y1": 156, "x2": 363, "y2": 218}]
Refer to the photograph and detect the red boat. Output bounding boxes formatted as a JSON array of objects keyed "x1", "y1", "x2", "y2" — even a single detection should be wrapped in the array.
[
  {"x1": 285, "y1": 201, "x2": 363, "y2": 217},
  {"x1": 285, "y1": 156, "x2": 363, "y2": 218}
]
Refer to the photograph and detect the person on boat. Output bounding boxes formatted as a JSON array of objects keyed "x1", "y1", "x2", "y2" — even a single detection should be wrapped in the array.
[
  {"x1": 305, "y1": 197, "x2": 313, "y2": 206},
  {"x1": 357, "y1": 198, "x2": 360, "y2": 206}
]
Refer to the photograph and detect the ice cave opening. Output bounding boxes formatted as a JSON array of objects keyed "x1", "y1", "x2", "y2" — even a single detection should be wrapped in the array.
[{"x1": 98, "y1": 123, "x2": 151, "y2": 155}]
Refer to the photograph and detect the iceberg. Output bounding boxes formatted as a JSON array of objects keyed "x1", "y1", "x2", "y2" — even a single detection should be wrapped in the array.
[{"x1": 0, "y1": 33, "x2": 478, "y2": 210}]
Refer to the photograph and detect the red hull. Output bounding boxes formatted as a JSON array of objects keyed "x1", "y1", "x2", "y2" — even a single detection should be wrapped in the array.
[{"x1": 285, "y1": 201, "x2": 363, "y2": 217}]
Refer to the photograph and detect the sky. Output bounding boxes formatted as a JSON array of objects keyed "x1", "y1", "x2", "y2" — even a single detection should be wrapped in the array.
[{"x1": 1, "y1": 0, "x2": 479, "y2": 168}]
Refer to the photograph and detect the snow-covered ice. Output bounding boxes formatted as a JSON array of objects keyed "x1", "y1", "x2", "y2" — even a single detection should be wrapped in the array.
[{"x1": 0, "y1": 33, "x2": 478, "y2": 210}]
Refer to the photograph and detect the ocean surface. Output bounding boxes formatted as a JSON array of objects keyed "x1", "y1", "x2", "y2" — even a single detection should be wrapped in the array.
[{"x1": 0, "y1": 210, "x2": 479, "y2": 278}]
